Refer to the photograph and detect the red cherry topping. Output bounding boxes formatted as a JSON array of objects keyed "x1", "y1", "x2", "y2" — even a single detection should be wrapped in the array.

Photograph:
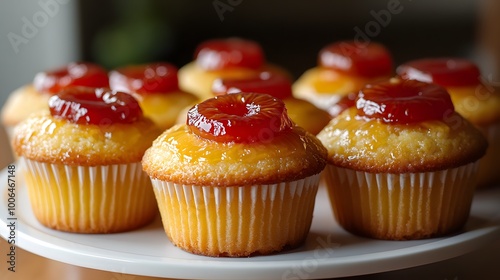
[
  {"x1": 33, "y1": 62, "x2": 109, "y2": 94},
  {"x1": 211, "y1": 72, "x2": 293, "y2": 99},
  {"x1": 109, "y1": 62, "x2": 179, "y2": 94},
  {"x1": 195, "y1": 38, "x2": 264, "y2": 71},
  {"x1": 396, "y1": 58, "x2": 481, "y2": 87},
  {"x1": 48, "y1": 87, "x2": 142, "y2": 125},
  {"x1": 187, "y1": 92, "x2": 294, "y2": 143},
  {"x1": 327, "y1": 92, "x2": 357, "y2": 118},
  {"x1": 356, "y1": 79, "x2": 455, "y2": 123},
  {"x1": 319, "y1": 41, "x2": 393, "y2": 78}
]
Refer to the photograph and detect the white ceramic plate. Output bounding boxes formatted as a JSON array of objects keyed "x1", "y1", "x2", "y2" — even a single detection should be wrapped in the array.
[{"x1": 1, "y1": 167, "x2": 499, "y2": 279}]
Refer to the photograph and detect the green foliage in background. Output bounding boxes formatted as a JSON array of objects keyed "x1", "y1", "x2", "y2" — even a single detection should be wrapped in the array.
[{"x1": 92, "y1": 0, "x2": 175, "y2": 69}]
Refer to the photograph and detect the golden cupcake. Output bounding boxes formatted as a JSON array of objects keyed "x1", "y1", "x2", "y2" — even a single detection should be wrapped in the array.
[
  {"x1": 211, "y1": 71, "x2": 331, "y2": 135},
  {"x1": 317, "y1": 79, "x2": 488, "y2": 240},
  {"x1": 109, "y1": 62, "x2": 199, "y2": 130},
  {"x1": 13, "y1": 87, "x2": 161, "y2": 233},
  {"x1": 397, "y1": 58, "x2": 500, "y2": 187},
  {"x1": 293, "y1": 40, "x2": 393, "y2": 111},
  {"x1": 1, "y1": 62, "x2": 109, "y2": 143},
  {"x1": 178, "y1": 37, "x2": 289, "y2": 100},
  {"x1": 142, "y1": 92, "x2": 327, "y2": 256}
]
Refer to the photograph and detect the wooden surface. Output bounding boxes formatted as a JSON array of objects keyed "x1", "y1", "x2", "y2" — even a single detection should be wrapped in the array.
[{"x1": 0, "y1": 239, "x2": 169, "y2": 280}]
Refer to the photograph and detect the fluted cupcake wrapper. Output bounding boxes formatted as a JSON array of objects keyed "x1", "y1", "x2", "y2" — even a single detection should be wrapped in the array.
[
  {"x1": 20, "y1": 158, "x2": 157, "y2": 233},
  {"x1": 476, "y1": 123, "x2": 500, "y2": 188},
  {"x1": 150, "y1": 174, "x2": 321, "y2": 257},
  {"x1": 324, "y1": 162, "x2": 479, "y2": 240}
]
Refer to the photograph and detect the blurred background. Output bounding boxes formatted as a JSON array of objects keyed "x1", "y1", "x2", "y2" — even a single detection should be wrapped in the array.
[
  {"x1": 1, "y1": 1, "x2": 500, "y2": 279},
  {"x1": 1, "y1": 0, "x2": 500, "y2": 163},
  {"x1": 2, "y1": 0, "x2": 499, "y2": 165},
  {"x1": 2, "y1": 0, "x2": 499, "y2": 101}
]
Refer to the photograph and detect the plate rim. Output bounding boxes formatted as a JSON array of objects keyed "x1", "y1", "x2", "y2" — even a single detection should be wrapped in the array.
[{"x1": 1, "y1": 165, "x2": 499, "y2": 279}]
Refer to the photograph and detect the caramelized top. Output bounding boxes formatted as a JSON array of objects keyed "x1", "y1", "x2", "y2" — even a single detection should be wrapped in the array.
[
  {"x1": 33, "y1": 62, "x2": 109, "y2": 94},
  {"x1": 327, "y1": 92, "x2": 357, "y2": 118},
  {"x1": 356, "y1": 79, "x2": 455, "y2": 124},
  {"x1": 195, "y1": 38, "x2": 264, "y2": 71},
  {"x1": 187, "y1": 93, "x2": 294, "y2": 143},
  {"x1": 109, "y1": 62, "x2": 180, "y2": 94},
  {"x1": 13, "y1": 112, "x2": 161, "y2": 165},
  {"x1": 317, "y1": 107, "x2": 488, "y2": 173},
  {"x1": 397, "y1": 58, "x2": 500, "y2": 124},
  {"x1": 212, "y1": 72, "x2": 293, "y2": 100},
  {"x1": 49, "y1": 87, "x2": 143, "y2": 125},
  {"x1": 319, "y1": 41, "x2": 393, "y2": 78},
  {"x1": 397, "y1": 58, "x2": 481, "y2": 87},
  {"x1": 142, "y1": 124, "x2": 327, "y2": 186}
]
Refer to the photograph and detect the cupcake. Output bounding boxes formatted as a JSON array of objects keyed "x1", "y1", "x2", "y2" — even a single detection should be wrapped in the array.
[
  {"x1": 293, "y1": 41, "x2": 393, "y2": 111},
  {"x1": 397, "y1": 58, "x2": 500, "y2": 187},
  {"x1": 1, "y1": 62, "x2": 109, "y2": 142},
  {"x1": 109, "y1": 62, "x2": 199, "y2": 130},
  {"x1": 211, "y1": 71, "x2": 331, "y2": 135},
  {"x1": 142, "y1": 92, "x2": 327, "y2": 256},
  {"x1": 178, "y1": 37, "x2": 290, "y2": 100},
  {"x1": 13, "y1": 87, "x2": 161, "y2": 233},
  {"x1": 317, "y1": 79, "x2": 488, "y2": 240}
]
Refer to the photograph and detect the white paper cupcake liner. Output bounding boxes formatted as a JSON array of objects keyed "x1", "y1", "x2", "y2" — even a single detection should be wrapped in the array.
[
  {"x1": 150, "y1": 174, "x2": 321, "y2": 257},
  {"x1": 20, "y1": 158, "x2": 157, "y2": 233},
  {"x1": 324, "y1": 162, "x2": 479, "y2": 240}
]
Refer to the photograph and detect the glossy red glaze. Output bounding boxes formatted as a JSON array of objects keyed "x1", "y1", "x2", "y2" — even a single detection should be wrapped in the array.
[
  {"x1": 396, "y1": 58, "x2": 481, "y2": 87},
  {"x1": 187, "y1": 92, "x2": 293, "y2": 142},
  {"x1": 33, "y1": 62, "x2": 109, "y2": 94},
  {"x1": 195, "y1": 38, "x2": 264, "y2": 70},
  {"x1": 109, "y1": 62, "x2": 179, "y2": 94},
  {"x1": 48, "y1": 87, "x2": 143, "y2": 125},
  {"x1": 356, "y1": 79, "x2": 455, "y2": 123},
  {"x1": 327, "y1": 92, "x2": 357, "y2": 118},
  {"x1": 319, "y1": 41, "x2": 393, "y2": 78},
  {"x1": 211, "y1": 72, "x2": 293, "y2": 99}
]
